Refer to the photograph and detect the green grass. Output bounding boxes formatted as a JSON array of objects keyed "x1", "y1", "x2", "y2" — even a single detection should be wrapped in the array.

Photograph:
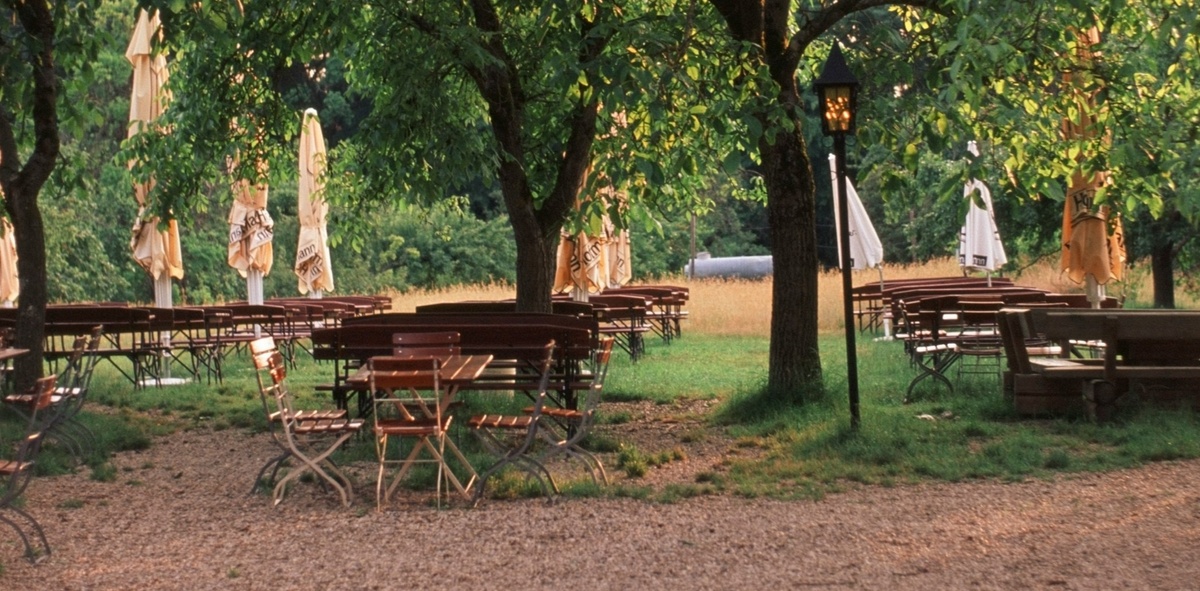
[
  {"x1": 605, "y1": 334, "x2": 768, "y2": 403},
  {"x1": 6, "y1": 331, "x2": 1200, "y2": 504}
]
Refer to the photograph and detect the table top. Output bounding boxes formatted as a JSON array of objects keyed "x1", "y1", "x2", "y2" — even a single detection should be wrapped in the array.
[
  {"x1": 347, "y1": 354, "x2": 493, "y2": 388},
  {"x1": 0, "y1": 347, "x2": 30, "y2": 362}
]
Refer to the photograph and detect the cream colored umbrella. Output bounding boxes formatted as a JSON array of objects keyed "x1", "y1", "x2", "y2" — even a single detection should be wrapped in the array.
[
  {"x1": 601, "y1": 186, "x2": 632, "y2": 289},
  {"x1": 126, "y1": 8, "x2": 182, "y2": 307},
  {"x1": 1060, "y1": 27, "x2": 1126, "y2": 308},
  {"x1": 228, "y1": 156, "x2": 273, "y2": 305},
  {"x1": 0, "y1": 218, "x2": 17, "y2": 308},
  {"x1": 295, "y1": 108, "x2": 334, "y2": 297},
  {"x1": 553, "y1": 228, "x2": 607, "y2": 302},
  {"x1": 554, "y1": 183, "x2": 631, "y2": 300}
]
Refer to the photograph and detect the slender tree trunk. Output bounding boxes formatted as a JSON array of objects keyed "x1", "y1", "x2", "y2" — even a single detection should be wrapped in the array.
[
  {"x1": 0, "y1": 1, "x2": 60, "y2": 390},
  {"x1": 467, "y1": 0, "x2": 601, "y2": 313},
  {"x1": 708, "y1": 0, "x2": 824, "y2": 400},
  {"x1": 1150, "y1": 239, "x2": 1175, "y2": 309},
  {"x1": 8, "y1": 193, "x2": 48, "y2": 388}
]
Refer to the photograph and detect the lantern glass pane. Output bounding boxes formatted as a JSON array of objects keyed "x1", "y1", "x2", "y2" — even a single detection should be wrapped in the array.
[{"x1": 822, "y1": 86, "x2": 853, "y2": 133}]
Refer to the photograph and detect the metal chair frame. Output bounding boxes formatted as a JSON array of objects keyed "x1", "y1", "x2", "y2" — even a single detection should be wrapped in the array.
[{"x1": 249, "y1": 337, "x2": 361, "y2": 507}]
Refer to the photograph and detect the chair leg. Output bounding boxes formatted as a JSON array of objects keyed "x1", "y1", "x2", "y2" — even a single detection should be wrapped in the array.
[
  {"x1": 272, "y1": 436, "x2": 353, "y2": 507},
  {"x1": 250, "y1": 450, "x2": 291, "y2": 494},
  {"x1": 0, "y1": 508, "x2": 51, "y2": 563}
]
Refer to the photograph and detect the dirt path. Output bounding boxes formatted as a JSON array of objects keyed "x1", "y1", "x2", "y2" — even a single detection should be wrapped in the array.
[{"x1": 2, "y1": 422, "x2": 1198, "y2": 590}]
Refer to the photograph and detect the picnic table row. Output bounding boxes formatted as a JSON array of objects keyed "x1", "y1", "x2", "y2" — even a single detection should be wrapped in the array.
[
  {"x1": 313, "y1": 311, "x2": 608, "y2": 418},
  {"x1": 886, "y1": 279, "x2": 1200, "y2": 419},
  {"x1": 888, "y1": 281, "x2": 1119, "y2": 401},
  {"x1": 0, "y1": 296, "x2": 390, "y2": 387},
  {"x1": 415, "y1": 286, "x2": 688, "y2": 361}
]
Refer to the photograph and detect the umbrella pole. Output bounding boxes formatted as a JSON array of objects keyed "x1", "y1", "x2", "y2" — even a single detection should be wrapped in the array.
[
  {"x1": 1086, "y1": 275, "x2": 1102, "y2": 309},
  {"x1": 153, "y1": 274, "x2": 175, "y2": 381},
  {"x1": 248, "y1": 270, "x2": 265, "y2": 337}
]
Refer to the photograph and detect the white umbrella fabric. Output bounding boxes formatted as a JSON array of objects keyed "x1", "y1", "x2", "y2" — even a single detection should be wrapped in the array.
[
  {"x1": 295, "y1": 108, "x2": 334, "y2": 298},
  {"x1": 828, "y1": 154, "x2": 884, "y2": 273},
  {"x1": 956, "y1": 141, "x2": 1007, "y2": 285},
  {"x1": 127, "y1": 8, "x2": 183, "y2": 307}
]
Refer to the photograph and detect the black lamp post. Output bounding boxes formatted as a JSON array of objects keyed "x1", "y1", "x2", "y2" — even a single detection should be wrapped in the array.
[{"x1": 814, "y1": 41, "x2": 861, "y2": 429}]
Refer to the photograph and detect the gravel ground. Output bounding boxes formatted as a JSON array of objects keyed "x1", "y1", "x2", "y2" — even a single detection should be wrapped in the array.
[{"x1": 3, "y1": 405, "x2": 1200, "y2": 590}]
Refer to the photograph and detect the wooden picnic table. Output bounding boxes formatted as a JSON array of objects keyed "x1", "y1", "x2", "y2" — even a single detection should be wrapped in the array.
[{"x1": 1003, "y1": 308, "x2": 1200, "y2": 419}]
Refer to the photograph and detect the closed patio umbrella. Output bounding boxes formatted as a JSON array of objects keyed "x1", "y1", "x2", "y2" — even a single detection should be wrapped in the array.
[
  {"x1": 295, "y1": 108, "x2": 334, "y2": 297},
  {"x1": 126, "y1": 8, "x2": 183, "y2": 307},
  {"x1": 553, "y1": 185, "x2": 627, "y2": 301},
  {"x1": 553, "y1": 228, "x2": 607, "y2": 302},
  {"x1": 228, "y1": 156, "x2": 273, "y2": 305},
  {"x1": 1060, "y1": 27, "x2": 1125, "y2": 308},
  {"x1": 828, "y1": 154, "x2": 884, "y2": 277},
  {"x1": 0, "y1": 218, "x2": 17, "y2": 308},
  {"x1": 956, "y1": 141, "x2": 1007, "y2": 286}
]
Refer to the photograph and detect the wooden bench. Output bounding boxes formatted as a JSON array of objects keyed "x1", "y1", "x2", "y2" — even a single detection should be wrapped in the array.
[
  {"x1": 603, "y1": 285, "x2": 689, "y2": 342},
  {"x1": 420, "y1": 297, "x2": 649, "y2": 361},
  {"x1": 42, "y1": 306, "x2": 162, "y2": 388},
  {"x1": 1001, "y1": 308, "x2": 1200, "y2": 419},
  {"x1": 315, "y1": 314, "x2": 599, "y2": 417}
]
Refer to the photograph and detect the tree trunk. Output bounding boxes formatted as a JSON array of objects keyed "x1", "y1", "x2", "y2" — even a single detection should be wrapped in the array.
[
  {"x1": 510, "y1": 200, "x2": 557, "y2": 313},
  {"x1": 1150, "y1": 239, "x2": 1175, "y2": 309},
  {"x1": 0, "y1": 2, "x2": 60, "y2": 391},
  {"x1": 7, "y1": 191, "x2": 49, "y2": 389},
  {"x1": 467, "y1": 0, "x2": 600, "y2": 314},
  {"x1": 761, "y1": 117, "x2": 823, "y2": 399},
  {"x1": 707, "y1": 0, "x2": 824, "y2": 400}
]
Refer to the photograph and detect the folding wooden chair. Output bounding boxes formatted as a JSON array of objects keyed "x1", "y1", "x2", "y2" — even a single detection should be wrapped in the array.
[
  {"x1": 249, "y1": 337, "x2": 362, "y2": 507},
  {"x1": 1, "y1": 375, "x2": 56, "y2": 562},
  {"x1": 48, "y1": 326, "x2": 104, "y2": 459},
  {"x1": 6, "y1": 334, "x2": 83, "y2": 459},
  {"x1": 533, "y1": 337, "x2": 614, "y2": 487},
  {"x1": 467, "y1": 340, "x2": 557, "y2": 505},
  {"x1": 370, "y1": 356, "x2": 464, "y2": 509}
]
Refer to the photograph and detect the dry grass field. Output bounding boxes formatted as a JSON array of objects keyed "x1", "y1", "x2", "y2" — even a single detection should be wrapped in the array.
[{"x1": 383, "y1": 257, "x2": 1197, "y2": 336}]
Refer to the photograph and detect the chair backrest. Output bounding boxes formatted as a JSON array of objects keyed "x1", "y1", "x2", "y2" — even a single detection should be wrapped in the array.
[
  {"x1": 369, "y1": 356, "x2": 442, "y2": 424},
  {"x1": 573, "y1": 337, "x2": 615, "y2": 440},
  {"x1": 392, "y1": 330, "x2": 462, "y2": 359},
  {"x1": 368, "y1": 356, "x2": 442, "y2": 391},
  {"x1": 53, "y1": 334, "x2": 89, "y2": 392},
  {"x1": 31, "y1": 375, "x2": 58, "y2": 413},
  {"x1": 75, "y1": 326, "x2": 104, "y2": 394},
  {"x1": 249, "y1": 337, "x2": 290, "y2": 423},
  {"x1": 0, "y1": 418, "x2": 48, "y2": 509},
  {"x1": 524, "y1": 340, "x2": 557, "y2": 417}
]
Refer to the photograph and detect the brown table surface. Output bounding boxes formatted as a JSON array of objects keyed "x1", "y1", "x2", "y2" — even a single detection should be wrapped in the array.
[
  {"x1": 346, "y1": 354, "x2": 493, "y2": 389},
  {"x1": 0, "y1": 348, "x2": 30, "y2": 362}
]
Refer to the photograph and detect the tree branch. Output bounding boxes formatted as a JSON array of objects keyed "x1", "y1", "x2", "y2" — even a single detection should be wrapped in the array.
[{"x1": 786, "y1": 0, "x2": 947, "y2": 72}]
